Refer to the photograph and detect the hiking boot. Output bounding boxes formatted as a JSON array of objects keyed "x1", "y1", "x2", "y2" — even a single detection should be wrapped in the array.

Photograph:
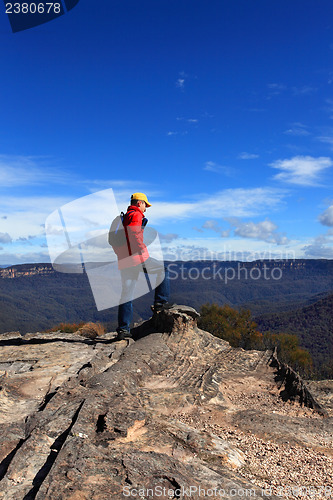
[
  {"x1": 152, "y1": 302, "x2": 175, "y2": 312},
  {"x1": 115, "y1": 329, "x2": 132, "y2": 341}
]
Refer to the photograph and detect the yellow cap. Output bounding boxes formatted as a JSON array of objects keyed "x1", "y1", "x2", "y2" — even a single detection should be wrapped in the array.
[{"x1": 131, "y1": 192, "x2": 151, "y2": 207}]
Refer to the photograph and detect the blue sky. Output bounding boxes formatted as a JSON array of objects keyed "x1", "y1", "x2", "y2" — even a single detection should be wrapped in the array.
[{"x1": 1, "y1": 0, "x2": 333, "y2": 265}]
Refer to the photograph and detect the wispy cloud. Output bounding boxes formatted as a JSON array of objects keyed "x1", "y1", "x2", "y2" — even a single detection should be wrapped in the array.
[
  {"x1": 0, "y1": 155, "x2": 74, "y2": 188},
  {"x1": 267, "y1": 83, "x2": 287, "y2": 96},
  {"x1": 150, "y1": 187, "x2": 287, "y2": 222},
  {"x1": 204, "y1": 161, "x2": 233, "y2": 176},
  {"x1": 166, "y1": 131, "x2": 188, "y2": 137},
  {"x1": 159, "y1": 233, "x2": 179, "y2": 243},
  {"x1": 176, "y1": 117, "x2": 199, "y2": 124},
  {"x1": 270, "y1": 155, "x2": 333, "y2": 186},
  {"x1": 192, "y1": 226, "x2": 204, "y2": 233},
  {"x1": 0, "y1": 250, "x2": 51, "y2": 265},
  {"x1": 321, "y1": 99, "x2": 333, "y2": 120},
  {"x1": 292, "y1": 85, "x2": 317, "y2": 96},
  {"x1": 201, "y1": 220, "x2": 230, "y2": 237},
  {"x1": 0, "y1": 155, "x2": 137, "y2": 194},
  {"x1": 176, "y1": 78, "x2": 185, "y2": 90},
  {"x1": 317, "y1": 133, "x2": 333, "y2": 149},
  {"x1": 168, "y1": 116, "x2": 199, "y2": 137},
  {"x1": 267, "y1": 83, "x2": 316, "y2": 99},
  {"x1": 238, "y1": 152, "x2": 259, "y2": 160},
  {"x1": 283, "y1": 123, "x2": 310, "y2": 136},
  {"x1": 175, "y1": 71, "x2": 187, "y2": 91}
]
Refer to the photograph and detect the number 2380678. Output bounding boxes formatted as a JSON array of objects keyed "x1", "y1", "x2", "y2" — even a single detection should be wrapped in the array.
[{"x1": 5, "y1": 3, "x2": 61, "y2": 14}]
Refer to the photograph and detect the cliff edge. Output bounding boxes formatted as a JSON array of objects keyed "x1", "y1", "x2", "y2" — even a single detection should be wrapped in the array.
[{"x1": 0, "y1": 306, "x2": 332, "y2": 499}]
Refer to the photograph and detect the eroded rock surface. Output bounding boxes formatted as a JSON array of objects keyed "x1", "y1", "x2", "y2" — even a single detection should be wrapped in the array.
[{"x1": 0, "y1": 306, "x2": 332, "y2": 499}]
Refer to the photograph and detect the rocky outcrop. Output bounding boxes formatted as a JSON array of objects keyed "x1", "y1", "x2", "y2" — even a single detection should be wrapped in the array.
[
  {"x1": 0, "y1": 306, "x2": 332, "y2": 499},
  {"x1": 0, "y1": 264, "x2": 54, "y2": 279}
]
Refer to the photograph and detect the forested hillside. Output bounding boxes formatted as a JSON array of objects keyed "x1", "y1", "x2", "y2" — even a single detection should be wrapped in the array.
[{"x1": 256, "y1": 293, "x2": 333, "y2": 378}]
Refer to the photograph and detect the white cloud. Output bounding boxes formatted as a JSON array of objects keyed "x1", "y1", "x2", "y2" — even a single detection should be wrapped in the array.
[
  {"x1": 226, "y1": 218, "x2": 289, "y2": 245},
  {"x1": 0, "y1": 194, "x2": 70, "y2": 241},
  {"x1": 303, "y1": 234, "x2": 333, "y2": 258},
  {"x1": 270, "y1": 155, "x2": 333, "y2": 186},
  {"x1": 318, "y1": 205, "x2": 333, "y2": 227},
  {"x1": 176, "y1": 78, "x2": 185, "y2": 90},
  {"x1": 202, "y1": 188, "x2": 286, "y2": 218},
  {"x1": 238, "y1": 153, "x2": 259, "y2": 160},
  {"x1": 192, "y1": 216, "x2": 288, "y2": 244},
  {"x1": 0, "y1": 232, "x2": 12, "y2": 244}
]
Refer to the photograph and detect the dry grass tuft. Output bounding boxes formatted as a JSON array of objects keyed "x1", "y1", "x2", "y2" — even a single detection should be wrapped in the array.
[
  {"x1": 77, "y1": 322, "x2": 106, "y2": 339},
  {"x1": 44, "y1": 321, "x2": 106, "y2": 339}
]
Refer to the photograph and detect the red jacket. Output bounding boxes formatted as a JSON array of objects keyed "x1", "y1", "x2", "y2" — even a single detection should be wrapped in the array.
[{"x1": 114, "y1": 205, "x2": 149, "y2": 269}]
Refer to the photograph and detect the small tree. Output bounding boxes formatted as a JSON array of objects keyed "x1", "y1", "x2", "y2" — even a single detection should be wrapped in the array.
[
  {"x1": 199, "y1": 303, "x2": 313, "y2": 378},
  {"x1": 199, "y1": 303, "x2": 264, "y2": 350},
  {"x1": 265, "y1": 332, "x2": 313, "y2": 377}
]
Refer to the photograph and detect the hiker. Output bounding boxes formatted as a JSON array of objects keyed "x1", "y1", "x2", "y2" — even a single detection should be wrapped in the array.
[{"x1": 112, "y1": 193, "x2": 172, "y2": 340}]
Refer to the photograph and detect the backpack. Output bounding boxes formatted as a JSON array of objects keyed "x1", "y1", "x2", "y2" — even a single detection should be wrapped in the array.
[
  {"x1": 108, "y1": 212, "x2": 126, "y2": 249},
  {"x1": 108, "y1": 212, "x2": 149, "y2": 249}
]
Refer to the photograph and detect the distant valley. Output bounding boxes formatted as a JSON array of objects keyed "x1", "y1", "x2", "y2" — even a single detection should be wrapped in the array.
[{"x1": 0, "y1": 259, "x2": 332, "y2": 377}]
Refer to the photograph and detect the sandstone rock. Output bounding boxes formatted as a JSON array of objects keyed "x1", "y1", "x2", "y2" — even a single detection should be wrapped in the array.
[{"x1": 0, "y1": 305, "x2": 331, "y2": 499}]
